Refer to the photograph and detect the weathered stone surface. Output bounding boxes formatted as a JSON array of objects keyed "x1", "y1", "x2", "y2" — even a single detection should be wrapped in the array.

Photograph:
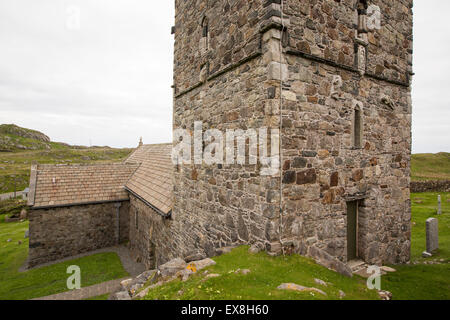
[
  {"x1": 28, "y1": 201, "x2": 130, "y2": 268},
  {"x1": 120, "y1": 278, "x2": 134, "y2": 292},
  {"x1": 136, "y1": 270, "x2": 157, "y2": 285},
  {"x1": 130, "y1": 283, "x2": 143, "y2": 295},
  {"x1": 277, "y1": 283, "x2": 327, "y2": 296},
  {"x1": 296, "y1": 169, "x2": 317, "y2": 185},
  {"x1": 185, "y1": 250, "x2": 207, "y2": 263},
  {"x1": 176, "y1": 268, "x2": 194, "y2": 282},
  {"x1": 426, "y1": 218, "x2": 439, "y2": 254},
  {"x1": 159, "y1": 258, "x2": 187, "y2": 278},
  {"x1": 314, "y1": 278, "x2": 327, "y2": 287},
  {"x1": 411, "y1": 180, "x2": 450, "y2": 193},
  {"x1": 381, "y1": 266, "x2": 396, "y2": 273},
  {"x1": 215, "y1": 246, "x2": 235, "y2": 256},
  {"x1": 378, "y1": 290, "x2": 392, "y2": 301},
  {"x1": 235, "y1": 268, "x2": 251, "y2": 275},
  {"x1": 249, "y1": 243, "x2": 264, "y2": 254},
  {"x1": 191, "y1": 258, "x2": 216, "y2": 271}
]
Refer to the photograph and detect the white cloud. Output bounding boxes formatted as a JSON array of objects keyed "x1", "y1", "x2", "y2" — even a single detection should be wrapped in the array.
[
  {"x1": 412, "y1": 1, "x2": 450, "y2": 153},
  {"x1": 0, "y1": 0, "x2": 174, "y2": 147}
]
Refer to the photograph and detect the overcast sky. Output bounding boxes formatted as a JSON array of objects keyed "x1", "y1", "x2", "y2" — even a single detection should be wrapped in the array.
[{"x1": 0, "y1": 1, "x2": 448, "y2": 153}]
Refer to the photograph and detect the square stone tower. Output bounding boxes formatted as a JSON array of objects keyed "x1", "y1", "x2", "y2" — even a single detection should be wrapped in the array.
[{"x1": 172, "y1": 0, "x2": 412, "y2": 272}]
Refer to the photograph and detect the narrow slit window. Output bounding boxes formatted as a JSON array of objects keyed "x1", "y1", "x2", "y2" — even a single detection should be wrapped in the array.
[
  {"x1": 200, "y1": 17, "x2": 209, "y2": 53},
  {"x1": 354, "y1": 108, "x2": 362, "y2": 148},
  {"x1": 135, "y1": 210, "x2": 139, "y2": 230}
]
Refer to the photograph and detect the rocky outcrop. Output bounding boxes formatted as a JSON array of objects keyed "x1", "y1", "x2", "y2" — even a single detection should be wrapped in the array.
[
  {"x1": 277, "y1": 283, "x2": 327, "y2": 296},
  {"x1": 111, "y1": 257, "x2": 218, "y2": 300},
  {"x1": 0, "y1": 124, "x2": 50, "y2": 142}
]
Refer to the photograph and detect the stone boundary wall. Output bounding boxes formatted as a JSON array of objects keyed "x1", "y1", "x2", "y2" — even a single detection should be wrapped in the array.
[
  {"x1": 28, "y1": 201, "x2": 129, "y2": 268},
  {"x1": 411, "y1": 180, "x2": 450, "y2": 193}
]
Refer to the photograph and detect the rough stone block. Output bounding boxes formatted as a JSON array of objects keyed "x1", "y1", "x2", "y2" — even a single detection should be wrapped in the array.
[
  {"x1": 426, "y1": 218, "x2": 439, "y2": 253},
  {"x1": 158, "y1": 258, "x2": 187, "y2": 278}
]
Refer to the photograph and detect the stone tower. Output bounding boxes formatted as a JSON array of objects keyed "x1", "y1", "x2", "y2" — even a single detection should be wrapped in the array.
[{"x1": 172, "y1": 0, "x2": 413, "y2": 272}]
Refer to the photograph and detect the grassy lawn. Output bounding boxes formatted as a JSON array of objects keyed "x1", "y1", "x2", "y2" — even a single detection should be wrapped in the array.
[
  {"x1": 409, "y1": 192, "x2": 449, "y2": 261},
  {"x1": 411, "y1": 153, "x2": 450, "y2": 181},
  {"x1": 0, "y1": 217, "x2": 129, "y2": 300},
  {"x1": 382, "y1": 192, "x2": 450, "y2": 300},
  {"x1": 143, "y1": 246, "x2": 380, "y2": 300}
]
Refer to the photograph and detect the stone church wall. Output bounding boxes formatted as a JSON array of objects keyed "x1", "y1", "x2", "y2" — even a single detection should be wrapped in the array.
[
  {"x1": 279, "y1": 54, "x2": 412, "y2": 264},
  {"x1": 168, "y1": 0, "x2": 413, "y2": 272},
  {"x1": 28, "y1": 201, "x2": 129, "y2": 268}
]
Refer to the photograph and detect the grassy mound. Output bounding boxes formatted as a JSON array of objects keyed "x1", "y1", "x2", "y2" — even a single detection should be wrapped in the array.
[
  {"x1": 412, "y1": 153, "x2": 450, "y2": 181},
  {"x1": 142, "y1": 246, "x2": 379, "y2": 300}
]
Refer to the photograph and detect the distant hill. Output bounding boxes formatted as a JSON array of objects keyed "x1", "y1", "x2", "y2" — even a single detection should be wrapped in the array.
[
  {"x1": 0, "y1": 124, "x2": 133, "y2": 194},
  {"x1": 411, "y1": 152, "x2": 450, "y2": 181},
  {"x1": 0, "y1": 124, "x2": 63, "y2": 152},
  {"x1": 0, "y1": 124, "x2": 113, "y2": 152}
]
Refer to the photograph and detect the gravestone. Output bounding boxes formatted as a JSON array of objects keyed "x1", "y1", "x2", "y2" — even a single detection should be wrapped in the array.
[
  {"x1": 425, "y1": 218, "x2": 439, "y2": 255},
  {"x1": 437, "y1": 195, "x2": 442, "y2": 215}
]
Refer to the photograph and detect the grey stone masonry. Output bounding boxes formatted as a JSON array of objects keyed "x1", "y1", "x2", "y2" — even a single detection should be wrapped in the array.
[
  {"x1": 426, "y1": 218, "x2": 439, "y2": 254},
  {"x1": 28, "y1": 201, "x2": 130, "y2": 267},
  {"x1": 168, "y1": 0, "x2": 413, "y2": 273}
]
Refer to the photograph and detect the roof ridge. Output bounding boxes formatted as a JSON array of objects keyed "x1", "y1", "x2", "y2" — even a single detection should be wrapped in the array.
[{"x1": 36, "y1": 162, "x2": 138, "y2": 168}]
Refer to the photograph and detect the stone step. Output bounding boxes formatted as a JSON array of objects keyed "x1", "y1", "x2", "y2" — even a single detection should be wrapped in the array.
[{"x1": 347, "y1": 259, "x2": 366, "y2": 272}]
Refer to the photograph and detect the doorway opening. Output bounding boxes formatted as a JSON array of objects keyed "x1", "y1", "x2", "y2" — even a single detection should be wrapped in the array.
[{"x1": 347, "y1": 200, "x2": 359, "y2": 261}]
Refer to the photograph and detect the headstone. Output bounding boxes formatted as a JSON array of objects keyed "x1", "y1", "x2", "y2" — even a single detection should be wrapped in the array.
[
  {"x1": 24, "y1": 230, "x2": 29, "y2": 238},
  {"x1": 437, "y1": 195, "x2": 442, "y2": 215},
  {"x1": 20, "y1": 209, "x2": 27, "y2": 220},
  {"x1": 424, "y1": 218, "x2": 439, "y2": 256}
]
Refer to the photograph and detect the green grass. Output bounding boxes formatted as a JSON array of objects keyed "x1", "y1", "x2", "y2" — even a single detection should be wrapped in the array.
[
  {"x1": 143, "y1": 246, "x2": 380, "y2": 300},
  {"x1": 0, "y1": 219, "x2": 129, "y2": 300},
  {"x1": 411, "y1": 153, "x2": 450, "y2": 181},
  {"x1": 0, "y1": 198, "x2": 26, "y2": 218},
  {"x1": 409, "y1": 192, "x2": 450, "y2": 261},
  {"x1": 382, "y1": 192, "x2": 450, "y2": 300},
  {"x1": 382, "y1": 264, "x2": 449, "y2": 300},
  {"x1": 142, "y1": 192, "x2": 450, "y2": 301}
]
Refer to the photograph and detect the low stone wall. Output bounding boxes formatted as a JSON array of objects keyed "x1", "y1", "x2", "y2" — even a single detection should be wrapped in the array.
[
  {"x1": 411, "y1": 180, "x2": 450, "y2": 193},
  {"x1": 28, "y1": 201, "x2": 129, "y2": 267}
]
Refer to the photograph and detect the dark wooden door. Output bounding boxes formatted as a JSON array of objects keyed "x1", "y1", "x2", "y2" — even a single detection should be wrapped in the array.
[{"x1": 347, "y1": 201, "x2": 358, "y2": 261}]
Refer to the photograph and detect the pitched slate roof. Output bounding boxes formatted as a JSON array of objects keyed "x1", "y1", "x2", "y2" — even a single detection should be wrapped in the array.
[
  {"x1": 124, "y1": 143, "x2": 173, "y2": 216},
  {"x1": 28, "y1": 163, "x2": 139, "y2": 209}
]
